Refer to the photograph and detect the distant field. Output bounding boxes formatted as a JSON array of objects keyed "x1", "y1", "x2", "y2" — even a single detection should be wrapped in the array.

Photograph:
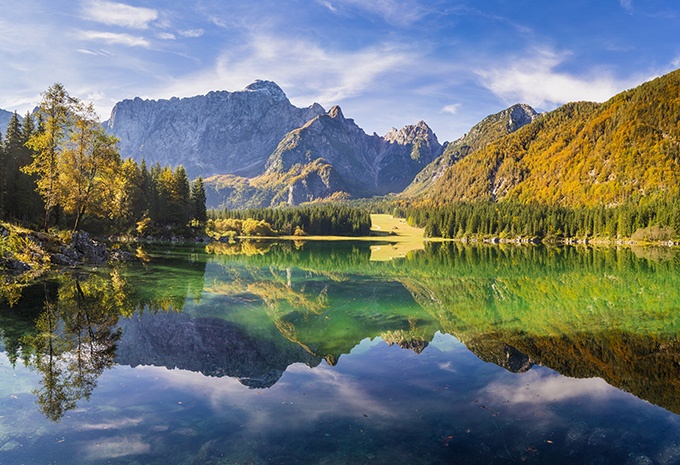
[
  {"x1": 368, "y1": 214, "x2": 425, "y2": 261},
  {"x1": 262, "y1": 214, "x2": 426, "y2": 261}
]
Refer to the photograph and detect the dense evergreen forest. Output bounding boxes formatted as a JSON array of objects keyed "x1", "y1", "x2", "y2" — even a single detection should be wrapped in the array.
[
  {"x1": 210, "y1": 204, "x2": 372, "y2": 237},
  {"x1": 0, "y1": 84, "x2": 206, "y2": 235},
  {"x1": 404, "y1": 199, "x2": 680, "y2": 241}
]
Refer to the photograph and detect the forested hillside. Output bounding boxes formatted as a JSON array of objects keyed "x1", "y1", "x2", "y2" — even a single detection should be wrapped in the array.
[
  {"x1": 426, "y1": 69, "x2": 680, "y2": 207},
  {"x1": 403, "y1": 104, "x2": 537, "y2": 196}
]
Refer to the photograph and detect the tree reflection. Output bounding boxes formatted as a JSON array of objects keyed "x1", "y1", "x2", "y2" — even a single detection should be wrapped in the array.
[{"x1": 22, "y1": 271, "x2": 128, "y2": 421}]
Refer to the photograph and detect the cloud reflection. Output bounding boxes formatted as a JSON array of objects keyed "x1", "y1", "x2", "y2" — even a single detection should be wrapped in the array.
[
  {"x1": 483, "y1": 368, "x2": 624, "y2": 405},
  {"x1": 82, "y1": 434, "x2": 151, "y2": 460}
]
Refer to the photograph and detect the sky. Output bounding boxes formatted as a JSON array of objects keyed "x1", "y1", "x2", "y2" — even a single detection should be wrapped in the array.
[{"x1": 1, "y1": 0, "x2": 679, "y2": 142}]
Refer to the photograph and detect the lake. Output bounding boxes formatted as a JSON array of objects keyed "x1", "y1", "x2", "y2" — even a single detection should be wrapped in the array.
[{"x1": 1, "y1": 241, "x2": 680, "y2": 464}]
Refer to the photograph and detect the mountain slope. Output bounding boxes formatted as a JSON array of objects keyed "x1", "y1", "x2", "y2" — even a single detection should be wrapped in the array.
[
  {"x1": 103, "y1": 80, "x2": 325, "y2": 179},
  {"x1": 205, "y1": 105, "x2": 443, "y2": 208},
  {"x1": 403, "y1": 104, "x2": 537, "y2": 196},
  {"x1": 428, "y1": 69, "x2": 680, "y2": 206},
  {"x1": 262, "y1": 106, "x2": 442, "y2": 199}
]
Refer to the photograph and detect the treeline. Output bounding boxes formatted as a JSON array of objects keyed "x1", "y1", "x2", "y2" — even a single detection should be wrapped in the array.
[
  {"x1": 0, "y1": 84, "x2": 206, "y2": 234},
  {"x1": 406, "y1": 199, "x2": 680, "y2": 241},
  {"x1": 210, "y1": 204, "x2": 372, "y2": 236}
]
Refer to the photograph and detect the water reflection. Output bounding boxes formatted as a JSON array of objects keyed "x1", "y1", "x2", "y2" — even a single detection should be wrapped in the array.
[
  {"x1": 17, "y1": 273, "x2": 125, "y2": 421},
  {"x1": 0, "y1": 241, "x2": 679, "y2": 437}
]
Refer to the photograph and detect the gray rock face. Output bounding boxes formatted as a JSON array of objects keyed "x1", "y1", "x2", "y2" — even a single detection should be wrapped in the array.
[
  {"x1": 0, "y1": 109, "x2": 15, "y2": 133},
  {"x1": 103, "y1": 80, "x2": 325, "y2": 179},
  {"x1": 507, "y1": 103, "x2": 537, "y2": 132},
  {"x1": 264, "y1": 106, "x2": 443, "y2": 204}
]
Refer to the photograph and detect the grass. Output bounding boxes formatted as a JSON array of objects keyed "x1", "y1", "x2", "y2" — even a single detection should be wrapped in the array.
[
  {"x1": 367, "y1": 214, "x2": 426, "y2": 261},
  {"x1": 239, "y1": 214, "x2": 426, "y2": 261}
]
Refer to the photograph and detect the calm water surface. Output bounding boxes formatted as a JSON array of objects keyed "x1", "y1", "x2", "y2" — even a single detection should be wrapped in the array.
[{"x1": 1, "y1": 241, "x2": 680, "y2": 464}]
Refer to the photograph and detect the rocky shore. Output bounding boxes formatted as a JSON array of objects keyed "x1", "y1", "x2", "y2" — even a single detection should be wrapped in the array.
[{"x1": 0, "y1": 226, "x2": 132, "y2": 278}]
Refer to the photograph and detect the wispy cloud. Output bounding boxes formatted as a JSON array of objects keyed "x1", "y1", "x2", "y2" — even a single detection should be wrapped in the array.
[
  {"x1": 77, "y1": 30, "x2": 150, "y2": 48},
  {"x1": 157, "y1": 32, "x2": 176, "y2": 40},
  {"x1": 159, "y1": 33, "x2": 415, "y2": 108},
  {"x1": 476, "y1": 47, "x2": 644, "y2": 108},
  {"x1": 441, "y1": 103, "x2": 461, "y2": 115},
  {"x1": 81, "y1": 0, "x2": 158, "y2": 29},
  {"x1": 619, "y1": 0, "x2": 633, "y2": 13},
  {"x1": 179, "y1": 29, "x2": 205, "y2": 38},
  {"x1": 319, "y1": 0, "x2": 428, "y2": 26}
]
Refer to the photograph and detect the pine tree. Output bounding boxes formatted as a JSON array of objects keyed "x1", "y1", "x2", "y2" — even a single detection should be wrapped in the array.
[
  {"x1": 15, "y1": 113, "x2": 42, "y2": 224},
  {"x1": 169, "y1": 166, "x2": 191, "y2": 225},
  {"x1": 190, "y1": 177, "x2": 207, "y2": 224}
]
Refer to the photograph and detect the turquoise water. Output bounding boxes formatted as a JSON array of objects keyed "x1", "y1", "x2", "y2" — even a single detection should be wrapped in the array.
[{"x1": 1, "y1": 241, "x2": 680, "y2": 464}]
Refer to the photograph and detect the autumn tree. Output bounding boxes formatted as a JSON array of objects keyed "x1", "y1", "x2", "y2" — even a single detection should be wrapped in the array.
[
  {"x1": 23, "y1": 83, "x2": 79, "y2": 230},
  {"x1": 59, "y1": 103, "x2": 122, "y2": 231}
]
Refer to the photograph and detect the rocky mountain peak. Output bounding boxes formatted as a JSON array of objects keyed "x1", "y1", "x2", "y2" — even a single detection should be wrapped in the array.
[
  {"x1": 328, "y1": 105, "x2": 345, "y2": 120},
  {"x1": 104, "y1": 81, "x2": 325, "y2": 179},
  {"x1": 384, "y1": 120, "x2": 437, "y2": 146},
  {"x1": 507, "y1": 103, "x2": 538, "y2": 131},
  {"x1": 243, "y1": 80, "x2": 288, "y2": 102}
]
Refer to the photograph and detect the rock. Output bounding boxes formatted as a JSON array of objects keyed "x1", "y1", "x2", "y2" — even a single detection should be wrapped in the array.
[
  {"x1": 263, "y1": 106, "x2": 443, "y2": 205},
  {"x1": 103, "y1": 80, "x2": 325, "y2": 179},
  {"x1": 51, "y1": 253, "x2": 75, "y2": 266},
  {"x1": 2, "y1": 258, "x2": 32, "y2": 273},
  {"x1": 110, "y1": 249, "x2": 132, "y2": 262},
  {"x1": 73, "y1": 231, "x2": 109, "y2": 264}
]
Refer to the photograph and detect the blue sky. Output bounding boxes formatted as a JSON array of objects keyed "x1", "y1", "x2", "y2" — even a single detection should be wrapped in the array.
[{"x1": 1, "y1": 0, "x2": 679, "y2": 141}]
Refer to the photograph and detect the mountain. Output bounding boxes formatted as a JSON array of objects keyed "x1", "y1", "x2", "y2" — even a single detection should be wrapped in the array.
[
  {"x1": 116, "y1": 311, "x2": 322, "y2": 389},
  {"x1": 426, "y1": 69, "x2": 680, "y2": 206},
  {"x1": 103, "y1": 79, "x2": 447, "y2": 208},
  {"x1": 103, "y1": 80, "x2": 325, "y2": 178},
  {"x1": 206, "y1": 105, "x2": 443, "y2": 208},
  {"x1": 402, "y1": 104, "x2": 537, "y2": 196},
  {"x1": 0, "y1": 109, "x2": 15, "y2": 133}
]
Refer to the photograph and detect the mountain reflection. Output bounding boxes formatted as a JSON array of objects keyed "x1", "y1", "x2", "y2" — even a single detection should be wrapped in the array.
[{"x1": 1, "y1": 241, "x2": 680, "y2": 421}]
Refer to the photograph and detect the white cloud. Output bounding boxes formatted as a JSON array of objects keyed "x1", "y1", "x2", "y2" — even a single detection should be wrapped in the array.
[
  {"x1": 77, "y1": 48, "x2": 99, "y2": 56},
  {"x1": 81, "y1": 0, "x2": 158, "y2": 29},
  {"x1": 484, "y1": 370, "x2": 616, "y2": 406},
  {"x1": 441, "y1": 103, "x2": 461, "y2": 115},
  {"x1": 158, "y1": 33, "x2": 415, "y2": 109},
  {"x1": 157, "y1": 32, "x2": 176, "y2": 40},
  {"x1": 318, "y1": 0, "x2": 338, "y2": 13},
  {"x1": 476, "y1": 47, "x2": 644, "y2": 108},
  {"x1": 179, "y1": 29, "x2": 205, "y2": 38},
  {"x1": 77, "y1": 30, "x2": 150, "y2": 48}
]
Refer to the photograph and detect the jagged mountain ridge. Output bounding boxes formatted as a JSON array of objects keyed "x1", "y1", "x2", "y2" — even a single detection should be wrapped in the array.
[
  {"x1": 103, "y1": 80, "x2": 445, "y2": 207},
  {"x1": 403, "y1": 104, "x2": 538, "y2": 196},
  {"x1": 103, "y1": 80, "x2": 325, "y2": 178},
  {"x1": 116, "y1": 310, "x2": 322, "y2": 389},
  {"x1": 261, "y1": 105, "x2": 443, "y2": 202},
  {"x1": 204, "y1": 104, "x2": 444, "y2": 208}
]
